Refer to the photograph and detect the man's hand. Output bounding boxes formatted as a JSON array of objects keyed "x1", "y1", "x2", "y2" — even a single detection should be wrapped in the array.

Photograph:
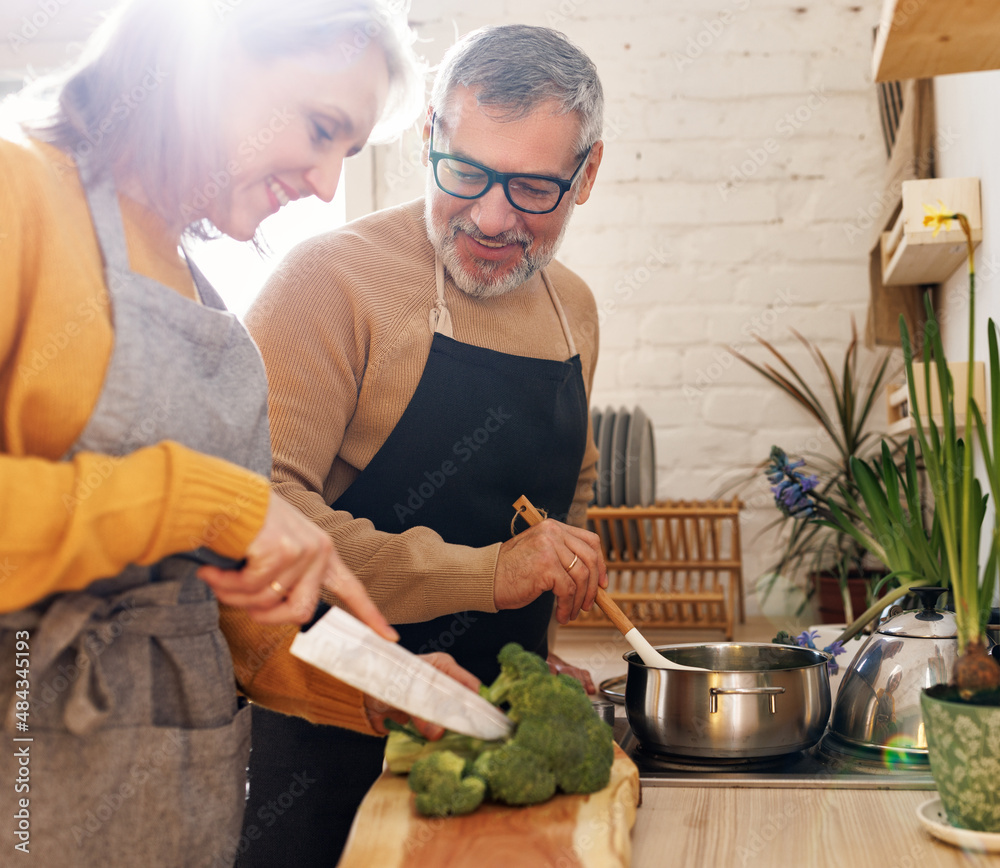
[
  {"x1": 548, "y1": 651, "x2": 596, "y2": 694},
  {"x1": 364, "y1": 652, "x2": 482, "y2": 737},
  {"x1": 493, "y1": 518, "x2": 607, "y2": 624}
]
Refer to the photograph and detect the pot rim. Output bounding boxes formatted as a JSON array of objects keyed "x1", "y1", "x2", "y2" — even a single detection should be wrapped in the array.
[{"x1": 624, "y1": 641, "x2": 832, "y2": 672}]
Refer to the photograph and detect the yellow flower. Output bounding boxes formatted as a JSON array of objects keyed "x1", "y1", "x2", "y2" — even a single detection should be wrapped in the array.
[{"x1": 922, "y1": 200, "x2": 957, "y2": 237}]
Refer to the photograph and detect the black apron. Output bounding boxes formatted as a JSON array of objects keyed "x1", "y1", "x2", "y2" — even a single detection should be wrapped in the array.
[{"x1": 238, "y1": 256, "x2": 588, "y2": 866}]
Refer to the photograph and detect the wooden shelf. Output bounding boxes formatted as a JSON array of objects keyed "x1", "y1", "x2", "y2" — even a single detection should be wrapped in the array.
[
  {"x1": 880, "y1": 177, "x2": 982, "y2": 287},
  {"x1": 886, "y1": 362, "x2": 985, "y2": 435},
  {"x1": 873, "y1": 0, "x2": 1000, "y2": 83}
]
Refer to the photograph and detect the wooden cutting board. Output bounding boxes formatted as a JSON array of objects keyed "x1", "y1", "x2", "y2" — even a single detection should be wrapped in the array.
[{"x1": 337, "y1": 744, "x2": 641, "y2": 868}]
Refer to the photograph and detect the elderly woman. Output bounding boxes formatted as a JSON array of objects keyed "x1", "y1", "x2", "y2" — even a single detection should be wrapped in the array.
[{"x1": 0, "y1": 1, "x2": 475, "y2": 864}]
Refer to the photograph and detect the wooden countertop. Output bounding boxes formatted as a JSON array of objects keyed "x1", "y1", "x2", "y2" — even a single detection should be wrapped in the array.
[{"x1": 631, "y1": 787, "x2": 998, "y2": 868}]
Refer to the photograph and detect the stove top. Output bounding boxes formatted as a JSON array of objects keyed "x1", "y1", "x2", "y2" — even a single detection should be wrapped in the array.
[{"x1": 613, "y1": 719, "x2": 936, "y2": 789}]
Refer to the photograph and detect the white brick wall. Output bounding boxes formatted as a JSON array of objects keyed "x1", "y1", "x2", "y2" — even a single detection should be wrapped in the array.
[
  {"x1": 376, "y1": 0, "x2": 888, "y2": 618},
  {"x1": 0, "y1": 0, "x2": 892, "y2": 620}
]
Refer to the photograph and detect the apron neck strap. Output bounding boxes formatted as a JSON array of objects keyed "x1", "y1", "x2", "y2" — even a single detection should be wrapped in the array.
[
  {"x1": 540, "y1": 268, "x2": 578, "y2": 356},
  {"x1": 429, "y1": 254, "x2": 454, "y2": 337},
  {"x1": 79, "y1": 151, "x2": 207, "y2": 309},
  {"x1": 77, "y1": 153, "x2": 133, "y2": 295},
  {"x1": 182, "y1": 247, "x2": 226, "y2": 310},
  {"x1": 431, "y1": 255, "x2": 577, "y2": 355}
]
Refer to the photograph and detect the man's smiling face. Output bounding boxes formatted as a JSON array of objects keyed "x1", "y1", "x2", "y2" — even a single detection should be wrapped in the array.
[{"x1": 422, "y1": 86, "x2": 599, "y2": 298}]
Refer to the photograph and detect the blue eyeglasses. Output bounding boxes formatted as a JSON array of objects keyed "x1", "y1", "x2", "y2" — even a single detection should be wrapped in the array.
[{"x1": 428, "y1": 113, "x2": 591, "y2": 215}]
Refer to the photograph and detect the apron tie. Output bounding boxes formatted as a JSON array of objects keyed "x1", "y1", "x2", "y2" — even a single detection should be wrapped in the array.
[
  {"x1": 428, "y1": 300, "x2": 454, "y2": 337},
  {"x1": 4, "y1": 594, "x2": 114, "y2": 735},
  {"x1": 4, "y1": 578, "x2": 222, "y2": 736}
]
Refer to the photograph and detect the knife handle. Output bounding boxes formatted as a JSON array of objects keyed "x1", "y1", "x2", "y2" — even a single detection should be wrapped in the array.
[
  {"x1": 300, "y1": 600, "x2": 332, "y2": 632},
  {"x1": 172, "y1": 547, "x2": 247, "y2": 570}
]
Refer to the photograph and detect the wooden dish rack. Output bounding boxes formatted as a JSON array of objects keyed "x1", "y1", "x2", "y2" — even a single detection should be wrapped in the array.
[{"x1": 571, "y1": 498, "x2": 744, "y2": 640}]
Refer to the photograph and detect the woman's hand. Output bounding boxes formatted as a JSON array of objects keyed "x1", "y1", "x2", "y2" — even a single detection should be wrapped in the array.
[
  {"x1": 196, "y1": 493, "x2": 397, "y2": 639},
  {"x1": 363, "y1": 652, "x2": 482, "y2": 738}
]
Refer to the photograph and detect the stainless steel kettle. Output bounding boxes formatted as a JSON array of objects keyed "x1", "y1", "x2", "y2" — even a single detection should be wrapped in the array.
[{"x1": 828, "y1": 587, "x2": 957, "y2": 759}]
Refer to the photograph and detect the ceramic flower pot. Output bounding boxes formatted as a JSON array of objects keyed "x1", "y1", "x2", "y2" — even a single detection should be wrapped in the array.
[
  {"x1": 920, "y1": 688, "x2": 1000, "y2": 832},
  {"x1": 814, "y1": 572, "x2": 871, "y2": 624}
]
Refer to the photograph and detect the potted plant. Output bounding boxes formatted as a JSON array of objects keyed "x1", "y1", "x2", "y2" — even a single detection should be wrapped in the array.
[
  {"x1": 770, "y1": 204, "x2": 1000, "y2": 834},
  {"x1": 730, "y1": 321, "x2": 897, "y2": 622},
  {"x1": 912, "y1": 206, "x2": 1000, "y2": 834}
]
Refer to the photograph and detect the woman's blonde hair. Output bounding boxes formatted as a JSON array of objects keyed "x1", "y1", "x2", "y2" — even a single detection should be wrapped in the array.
[{"x1": 19, "y1": 0, "x2": 423, "y2": 234}]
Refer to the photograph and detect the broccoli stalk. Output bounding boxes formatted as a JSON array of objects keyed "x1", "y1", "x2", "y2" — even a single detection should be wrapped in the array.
[
  {"x1": 383, "y1": 720, "x2": 494, "y2": 774},
  {"x1": 407, "y1": 750, "x2": 486, "y2": 817}
]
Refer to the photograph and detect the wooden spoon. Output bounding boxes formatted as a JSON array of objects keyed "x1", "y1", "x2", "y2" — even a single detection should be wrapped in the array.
[{"x1": 512, "y1": 496, "x2": 707, "y2": 671}]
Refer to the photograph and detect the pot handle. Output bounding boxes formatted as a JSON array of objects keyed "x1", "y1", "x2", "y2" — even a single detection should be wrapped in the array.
[{"x1": 709, "y1": 686, "x2": 785, "y2": 714}]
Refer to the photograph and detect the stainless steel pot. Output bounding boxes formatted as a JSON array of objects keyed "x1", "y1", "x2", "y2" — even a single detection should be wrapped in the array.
[{"x1": 624, "y1": 643, "x2": 831, "y2": 758}]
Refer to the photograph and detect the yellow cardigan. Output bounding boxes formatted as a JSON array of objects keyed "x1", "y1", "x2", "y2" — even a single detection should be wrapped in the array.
[{"x1": 0, "y1": 133, "x2": 375, "y2": 734}]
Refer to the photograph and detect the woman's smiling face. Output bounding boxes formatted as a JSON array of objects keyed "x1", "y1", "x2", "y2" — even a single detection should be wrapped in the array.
[{"x1": 203, "y1": 41, "x2": 389, "y2": 241}]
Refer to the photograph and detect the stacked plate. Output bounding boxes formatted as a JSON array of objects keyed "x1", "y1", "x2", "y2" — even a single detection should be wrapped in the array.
[{"x1": 591, "y1": 405, "x2": 656, "y2": 507}]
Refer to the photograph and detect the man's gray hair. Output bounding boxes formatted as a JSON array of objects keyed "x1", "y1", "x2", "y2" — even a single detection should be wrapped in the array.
[{"x1": 429, "y1": 24, "x2": 604, "y2": 156}]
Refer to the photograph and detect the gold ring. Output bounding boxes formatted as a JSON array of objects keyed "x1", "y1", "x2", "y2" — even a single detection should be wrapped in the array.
[
  {"x1": 567, "y1": 554, "x2": 579, "y2": 572},
  {"x1": 269, "y1": 580, "x2": 285, "y2": 596}
]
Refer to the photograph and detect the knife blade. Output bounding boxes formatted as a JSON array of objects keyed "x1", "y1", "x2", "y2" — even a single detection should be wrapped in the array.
[{"x1": 291, "y1": 605, "x2": 514, "y2": 741}]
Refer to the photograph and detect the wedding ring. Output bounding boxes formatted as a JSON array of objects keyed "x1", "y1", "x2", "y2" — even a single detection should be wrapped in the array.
[
  {"x1": 269, "y1": 580, "x2": 285, "y2": 596},
  {"x1": 567, "y1": 554, "x2": 579, "y2": 572}
]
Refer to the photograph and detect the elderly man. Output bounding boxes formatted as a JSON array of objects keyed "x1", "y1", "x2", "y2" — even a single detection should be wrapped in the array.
[{"x1": 228, "y1": 24, "x2": 607, "y2": 865}]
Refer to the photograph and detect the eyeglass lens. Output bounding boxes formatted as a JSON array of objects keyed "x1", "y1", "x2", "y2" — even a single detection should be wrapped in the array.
[{"x1": 434, "y1": 158, "x2": 565, "y2": 212}]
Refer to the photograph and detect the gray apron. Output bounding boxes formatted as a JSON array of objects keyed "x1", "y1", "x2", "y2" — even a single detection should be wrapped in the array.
[{"x1": 0, "y1": 157, "x2": 271, "y2": 866}]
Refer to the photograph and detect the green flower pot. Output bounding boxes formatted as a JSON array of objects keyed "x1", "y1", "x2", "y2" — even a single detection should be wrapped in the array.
[{"x1": 920, "y1": 689, "x2": 1000, "y2": 832}]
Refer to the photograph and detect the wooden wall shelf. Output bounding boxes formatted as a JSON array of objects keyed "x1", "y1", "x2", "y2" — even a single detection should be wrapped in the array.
[
  {"x1": 873, "y1": 0, "x2": 1000, "y2": 83},
  {"x1": 886, "y1": 362, "x2": 985, "y2": 436},
  {"x1": 880, "y1": 177, "x2": 982, "y2": 287}
]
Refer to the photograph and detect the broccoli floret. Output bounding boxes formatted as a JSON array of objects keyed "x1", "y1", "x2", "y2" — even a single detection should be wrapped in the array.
[
  {"x1": 554, "y1": 715, "x2": 615, "y2": 794},
  {"x1": 407, "y1": 750, "x2": 487, "y2": 817},
  {"x1": 386, "y1": 643, "x2": 615, "y2": 815},
  {"x1": 556, "y1": 671, "x2": 588, "y2": 696},
  {"x1": 513, "y1": 707, "x2": 613, "y2": 794},
  {"x1": 471, "y1": 743, "x2": 557, "y2": 806},
  {"x1": 384, "y1": 721, "x2": 492, "y2": 774},
  {"x1": 505, "y1": 671, "x2": 594, "y2": 724},
  {"x1": 504, "y1": 668, "x2": 613, "y2": 795},
  {"x1": 478, "y1": 642, "x2": 551, "y2": 706}
]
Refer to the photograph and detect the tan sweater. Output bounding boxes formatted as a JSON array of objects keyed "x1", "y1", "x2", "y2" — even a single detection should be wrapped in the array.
[{"x1": 245, "y1": 198, "x2": 600, "y2": 623}]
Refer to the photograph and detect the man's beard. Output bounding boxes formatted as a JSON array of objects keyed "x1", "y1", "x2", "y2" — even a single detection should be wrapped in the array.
[{"x1": 425, "y1": 198, "x2": 574, "y2": 299}]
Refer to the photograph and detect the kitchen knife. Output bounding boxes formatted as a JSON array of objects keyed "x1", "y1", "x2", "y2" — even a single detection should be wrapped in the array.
[{"x1": 291, "y1": 604, "x2": 514, "y2": 742}]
